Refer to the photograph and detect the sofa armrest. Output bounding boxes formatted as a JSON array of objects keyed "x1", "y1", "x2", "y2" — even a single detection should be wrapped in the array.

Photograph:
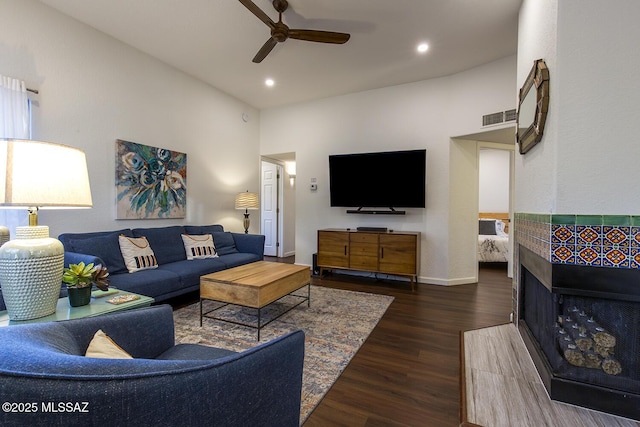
[
  {"x1": 0, "y1": 329, "x2": 305, "y2": 427},
  {"x1": 64, "y1": 251, "x2": 105, "y2": 268},
  {"x1": 58, "y1": 305, "x2": 176, "y2": 359},
  {"x1": 231, "y1": 232, "x2": 265, "y2": 257}
]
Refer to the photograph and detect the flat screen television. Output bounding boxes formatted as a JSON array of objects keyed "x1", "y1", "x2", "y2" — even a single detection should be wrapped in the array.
[{"x1": 329, "y1": 149, "x2": 426, "y2": 212}]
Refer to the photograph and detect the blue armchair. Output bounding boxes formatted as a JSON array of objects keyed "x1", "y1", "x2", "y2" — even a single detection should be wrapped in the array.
[{"x1": 0, "y1": 305, "x2": 305, "y2": 427}]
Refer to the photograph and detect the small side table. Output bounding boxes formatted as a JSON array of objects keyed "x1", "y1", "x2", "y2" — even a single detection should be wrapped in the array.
[{"x1": 0, "y1": 290, "x2": 154, "y2": 326}]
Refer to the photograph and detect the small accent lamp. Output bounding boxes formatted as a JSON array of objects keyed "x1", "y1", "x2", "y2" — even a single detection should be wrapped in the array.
[
  {"x1": 235, "y1": 191, "x2": 259, "y2": 234},
  {"x1": 0, "y1": 139, "x2": 93, "y2": 320},
  {"x1": 285, "y1": 161, "x2": 296, "y2": 186}
]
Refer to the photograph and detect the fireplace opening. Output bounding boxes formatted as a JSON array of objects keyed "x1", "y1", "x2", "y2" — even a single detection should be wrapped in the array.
[{"x1": 518, "y1": 245, "x2": 640, "y2": 421}]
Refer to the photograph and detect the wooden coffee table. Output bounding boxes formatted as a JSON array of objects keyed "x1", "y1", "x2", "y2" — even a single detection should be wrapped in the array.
[{"x1": 200, "y1": 261, "x2": 310, "y2": 339}]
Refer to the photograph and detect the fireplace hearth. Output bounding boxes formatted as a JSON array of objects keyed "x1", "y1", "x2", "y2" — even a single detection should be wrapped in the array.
[{"x1": 518, "y1": 245, "x2": 640, "y2": 420}]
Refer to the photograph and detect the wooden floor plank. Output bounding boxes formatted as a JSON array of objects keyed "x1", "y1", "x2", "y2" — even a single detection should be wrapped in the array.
[{"x1": 303, "y1": 263, "x2": 513, "y2": 426}]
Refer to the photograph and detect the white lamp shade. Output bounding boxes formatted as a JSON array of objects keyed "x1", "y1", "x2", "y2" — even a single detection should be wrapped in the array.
[
  {"x1": 0, "y1": 139, "x2": 92, "y2": 209},
  {"x1": 235, "y1": 192, "x2": 259, "y2": 210}
]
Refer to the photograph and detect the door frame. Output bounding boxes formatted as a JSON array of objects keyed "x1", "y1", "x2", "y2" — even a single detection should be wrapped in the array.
[{"x1": 477, "y1": 141, "x2": 515, "y2": 278}]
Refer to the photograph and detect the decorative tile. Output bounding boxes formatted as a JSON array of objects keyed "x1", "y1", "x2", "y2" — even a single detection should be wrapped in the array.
[
  {"x1": 603, "y1": 247, "x2": 630, "y2": 268},
  {"x1": 603, "y1": 226, "x2": 630, "y2": 247},
  {"x1": 552, "y1": 225, "x2": 574, "y2": 244},
  {"x1": 575, "y1": 245, "x2": 601, "y2": 266},
  {"x1": 631, "y1": 227, "x2": 640, "y2": 248},
  {"x1": 576, "y1": 225, "x2": 602, "y2": 246},
  {"x1": 551, "y1": 214, "x2": 576, "y2": 225},
  {"x1": 632, "y1": 248, "x2": 640, "y2": 269},
  {"x1": 602, "y1": 215, "x2": 631, "y2": 226},
  {"x1": 551, "y1": 244, "x2": 575, "y2": 264},
  {"x1": 516, "y1": 212, "x2": 640, "y2": 270},
  {"x1": 575, "y1": 214, "x2": 603, "y2": 226}
]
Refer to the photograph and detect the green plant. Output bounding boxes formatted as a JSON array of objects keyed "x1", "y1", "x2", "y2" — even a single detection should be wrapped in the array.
[{"x1": 62, "y1": 262, "x2": 110, "y2": 291}]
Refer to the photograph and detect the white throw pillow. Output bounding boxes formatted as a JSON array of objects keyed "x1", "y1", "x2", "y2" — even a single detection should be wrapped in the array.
[
  {"x1": 118, "y1": 235, "x2": 158, "y2": 273},
  {"x1": 181, "y1": 234, "x2": 218, "y2": 260},
  {"x1": 85, "y1": 329, "x2": 132, "y2": 359}
]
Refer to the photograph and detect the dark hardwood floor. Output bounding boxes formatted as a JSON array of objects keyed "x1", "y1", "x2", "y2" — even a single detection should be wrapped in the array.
[
  {"x1": 301, "y1": 262, "x2": 513, "y2": 427},
  {"x1": 169, "y1": 257, "x2": 512, "y2": 426}
]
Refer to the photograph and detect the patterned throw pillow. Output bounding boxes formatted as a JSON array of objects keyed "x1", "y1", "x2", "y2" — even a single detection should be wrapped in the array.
[
  {"x1": 118, "y1": 235, "x2": 158, "y2": 273},
  {"x1": 181, "y1": 234, "x2": 218, "y2": 260}
]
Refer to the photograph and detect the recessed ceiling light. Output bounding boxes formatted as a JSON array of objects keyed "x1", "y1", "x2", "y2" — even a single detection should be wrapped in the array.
[
  {"x1": 417, "y1": 43, "x2": 429, "y2": 53},
  {"x1": 265, "y1": 78, "x2": 275, "y2": 87}
]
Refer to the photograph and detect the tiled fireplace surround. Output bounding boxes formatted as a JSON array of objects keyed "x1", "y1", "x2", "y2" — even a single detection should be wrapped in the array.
[
  {"x1": 514, "y1": 213, "x2": 640, "y2": 270},
  {"x1": 514, "y1": 213, "x2": 640, "y2": 420}
]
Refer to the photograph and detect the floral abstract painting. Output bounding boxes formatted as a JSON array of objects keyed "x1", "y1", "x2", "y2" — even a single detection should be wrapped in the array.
[{"x1": 116, "y1": 140, "x2": 187, "y2": 219}]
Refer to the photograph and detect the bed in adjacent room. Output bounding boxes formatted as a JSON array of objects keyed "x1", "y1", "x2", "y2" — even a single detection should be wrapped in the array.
[{"x1": 478, "y1": 213, "x2": 510, "y2": 263}]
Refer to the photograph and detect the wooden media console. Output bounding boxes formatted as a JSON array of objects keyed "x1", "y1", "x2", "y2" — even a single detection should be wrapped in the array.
[{"x1": 317, "y1": 229, "x2": 420, "y2": 290}]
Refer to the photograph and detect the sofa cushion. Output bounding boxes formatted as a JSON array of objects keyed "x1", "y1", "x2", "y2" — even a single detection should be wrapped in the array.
[
  {"x1": 119, "y1": 236, "x2": 158, "y2": 273},
  {"x1": 158, "y1": 258, "x2": 227, "y2": 287},
  {"x1": 184, "y1": 224, "x2": 225, "y2": 235},
  {"x1": 85, "y1": 330, "x2": 133, "y2": 359},
  {"x1": 212, "y1": 232, "x2": 239, "y2": 256},
  {"x1": 181, "y1": 234, "x2": 218, "y2": 260},
  {"x1": 108, "y1": 268, "x2": 183, "y2": 299},
  {"x1": 156, "y1": 344, "x2": 237, "y2": 360},
  {"x1": 63, "y1": 229, "x2": 133, "y2": 275},
  {"x1": 218, "y1": 252, "x2": 262, "y2": 269},
  {"x1": 132, "y1": 226, "x2": 187, "y2": 265}
]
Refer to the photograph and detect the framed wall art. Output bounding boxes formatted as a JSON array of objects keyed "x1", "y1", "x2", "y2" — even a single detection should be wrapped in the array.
[
  {"x1": 517, "y1": 59, "x2": 550, "y2": 154},
  {"x1": 115, "y1": 139, "x2": 187, "y2": 219}
]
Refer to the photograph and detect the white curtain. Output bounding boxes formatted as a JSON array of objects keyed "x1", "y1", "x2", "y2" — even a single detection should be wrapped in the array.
[
  {"x1": 0, "y1": 75, "x2": 30, "y2": 139},
  {"x1": 0, "y1": 75, "x2": 31, "y2": 234}
]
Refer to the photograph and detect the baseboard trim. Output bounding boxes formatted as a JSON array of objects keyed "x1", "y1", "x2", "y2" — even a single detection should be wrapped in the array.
[{"x1": 418, "y1": 276, "x2": 477, "y2": 286}]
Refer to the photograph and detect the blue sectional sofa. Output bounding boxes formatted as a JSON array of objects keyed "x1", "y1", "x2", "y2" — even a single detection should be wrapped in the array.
[
  {"x1": 58, "y1": 225, "x2": 265, "y2": 302},
  {"x1": 0, "y1": 304, "x2": 305, "y2": 426}
]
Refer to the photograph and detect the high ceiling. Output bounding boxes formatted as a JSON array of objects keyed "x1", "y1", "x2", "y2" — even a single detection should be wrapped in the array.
[{"x1": 38, "y1": 0, "x2": 522, "y2": 110}]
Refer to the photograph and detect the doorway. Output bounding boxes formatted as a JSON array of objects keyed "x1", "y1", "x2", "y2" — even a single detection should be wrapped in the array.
[
  {"x1": 450, "y1": 126, "x2": 515, "y2": 284},
  {"x1": 478, "y1": 144, "x2": 514, "y2": 277},
  {"x1": 260, "y1": 153, "x2": 296, "y2": 259}
]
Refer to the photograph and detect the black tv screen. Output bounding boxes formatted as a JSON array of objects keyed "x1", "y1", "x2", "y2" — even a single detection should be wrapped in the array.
[{"x1": 329, "y1": 149, "x2": 426, "y2": 208}]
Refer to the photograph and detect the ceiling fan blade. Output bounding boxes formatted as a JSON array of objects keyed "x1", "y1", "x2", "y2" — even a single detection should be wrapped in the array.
[
  {"x1": 288, "y1": 29, "x2": 350, "y2": 44},
  {"x1": 238, "y1": 0, "x2": 275, "y2": 29},
  {"x1": 252, "y1": 38, "x2": 278, "y2": 63}
]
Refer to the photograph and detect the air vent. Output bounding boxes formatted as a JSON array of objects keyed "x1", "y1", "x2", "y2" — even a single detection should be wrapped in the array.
[
  {"x1": 482, "y1": 112, "x2": 504, "y2": 126},
  {"x1": 482, "y1": 108, "x2": 517, "y2": 127}
]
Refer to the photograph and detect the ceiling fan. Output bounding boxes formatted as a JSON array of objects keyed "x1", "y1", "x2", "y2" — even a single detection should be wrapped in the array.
[{"x1": 239, "y1": 0, "x2": 351, "y2": 63}]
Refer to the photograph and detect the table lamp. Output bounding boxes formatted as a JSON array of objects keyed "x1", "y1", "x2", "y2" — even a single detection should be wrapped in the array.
[
  {"x1": 235, "y1": 191, "x2": 259, "y2": 234},
  {"x1": 0, "y1": 139, "x2": 93, "y2": 320}
]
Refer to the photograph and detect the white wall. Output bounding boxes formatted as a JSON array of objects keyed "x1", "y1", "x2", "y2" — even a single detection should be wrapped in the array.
[
  {"x1": 514, "y1": 0, "x2": 558, "y2": 213},
  {"x1": 554, "y1": 0, "x2": 640, "y2": 213},
  {"x1": 0, "y1": 0, "x2": 260, "y2": 237},
  {"x1": 260, "y1": 56, "x2": 516, "y2": 285},
  {"x1": 479, "y1": 149, "x2": 510, "y2": 212},
  {"x1": 516, "y1": 0, "x2": 640, "y2": 215}
]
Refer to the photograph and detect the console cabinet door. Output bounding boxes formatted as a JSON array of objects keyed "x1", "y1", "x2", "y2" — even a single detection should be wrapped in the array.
[
  {"x1": 349, "y1": 232, "x2": 379, "y2": 271},
  {"x1": 379, "y1": 234, "x2": 417, "y2": 275},
  {"x1": 317, "y1": 231, "x2": 349, "y2": 268}
]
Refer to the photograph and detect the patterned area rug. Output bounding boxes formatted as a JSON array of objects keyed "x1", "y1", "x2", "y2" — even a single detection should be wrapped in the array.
[{"x1": 172, "y1": 285, "x2": 393, "y2": 425}]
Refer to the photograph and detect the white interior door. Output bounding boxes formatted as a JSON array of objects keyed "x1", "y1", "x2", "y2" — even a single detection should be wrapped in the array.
[{"x1": 261, "y1": 161, "x2": 279, "y2": 256}]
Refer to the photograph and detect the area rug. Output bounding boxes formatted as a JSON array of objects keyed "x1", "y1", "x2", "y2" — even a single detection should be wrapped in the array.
[{"x1": 172, "y1": 285, "x2": 393, "y2": 425}]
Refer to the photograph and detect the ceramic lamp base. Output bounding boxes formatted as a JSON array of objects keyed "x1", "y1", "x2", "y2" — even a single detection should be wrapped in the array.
[{"x1": 0, "y1": 226, "x2": 64, "y2": 321}]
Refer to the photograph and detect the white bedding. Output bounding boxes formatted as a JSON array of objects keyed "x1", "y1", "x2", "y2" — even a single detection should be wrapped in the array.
[
  {"x1": 478, "y1": 218, "x2": 510, "y2": 262},
  {"x1": 478, "y1": 234, "x2": 509, "y2": 262}
]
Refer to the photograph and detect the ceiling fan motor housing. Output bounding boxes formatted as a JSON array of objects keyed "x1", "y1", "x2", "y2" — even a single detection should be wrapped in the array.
[{"x1": 273, "y1": 0, "x2": 288, "y2": 13}]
